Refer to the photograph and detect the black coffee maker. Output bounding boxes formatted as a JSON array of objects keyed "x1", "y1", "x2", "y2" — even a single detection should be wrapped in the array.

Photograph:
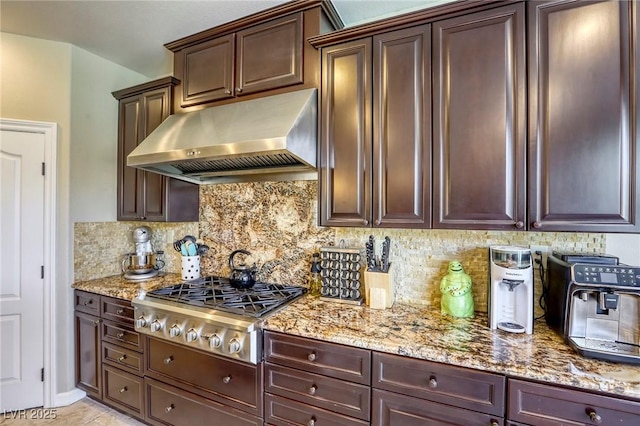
[{"x1": 547, "y1": 252, "x2": 640, "y2": 364}]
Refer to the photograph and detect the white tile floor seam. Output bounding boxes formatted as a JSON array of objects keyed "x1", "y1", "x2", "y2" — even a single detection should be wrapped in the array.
[{"x1": 0, "y1": 399, "x2": 144, "y2": 425}]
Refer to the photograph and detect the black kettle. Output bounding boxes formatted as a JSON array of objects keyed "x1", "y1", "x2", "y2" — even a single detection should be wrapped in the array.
[{"x1": 229, "y1": 249, "x2": 258, "y2": 289}]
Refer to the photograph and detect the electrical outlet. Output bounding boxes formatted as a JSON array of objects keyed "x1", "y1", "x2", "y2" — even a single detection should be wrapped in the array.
[{"x1": 530, "y1": 245, "x2": 550, "y2": 270}]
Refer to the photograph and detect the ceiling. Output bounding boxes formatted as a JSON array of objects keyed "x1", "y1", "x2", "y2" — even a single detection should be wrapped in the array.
[{"x1": 0, "y1": 0, "x2": 453, "y2": 78}]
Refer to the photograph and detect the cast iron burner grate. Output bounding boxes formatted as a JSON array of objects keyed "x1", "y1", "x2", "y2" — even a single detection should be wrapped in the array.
[{"x1": 147, "y1": 276, "x2": 306, "y2": 318}]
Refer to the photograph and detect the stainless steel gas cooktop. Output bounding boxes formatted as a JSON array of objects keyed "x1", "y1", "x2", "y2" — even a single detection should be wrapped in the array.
[{"x1": 132, "y1": 276, "x2": 306, "y2": 364}]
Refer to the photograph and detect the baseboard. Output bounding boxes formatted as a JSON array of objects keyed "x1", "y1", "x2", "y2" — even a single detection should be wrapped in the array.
[{"x1": 49, "y1": 388, "x2": 86, "y2": 408}]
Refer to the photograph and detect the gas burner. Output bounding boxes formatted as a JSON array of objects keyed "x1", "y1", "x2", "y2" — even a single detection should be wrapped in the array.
[
  {"x1": 148, "y1": 276, "x2": 306, "y2": 318},
  {"x1": 132, "y1": 275, "x2": 306, "y2": 364}
]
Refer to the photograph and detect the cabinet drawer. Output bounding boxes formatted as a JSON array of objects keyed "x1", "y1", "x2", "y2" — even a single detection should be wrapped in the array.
[
  {"x1": 373, "y1": 388, "x2": 504, "y2": 426},
  {"x1": 146, "y1": 337, "x2": 262, "y2": 416},
  {"x1": 74, "y1": 290, "x2": 100, "y2": 316},
  {"x1": 102, "y1": 319, "x2": 142, "y2": 352},
  {"x1": 145, "y1": 377, "x2": 262, "y2": 426},
  {"x1": 102, "y1": 365, "x2": 144, "y2": 419},
  {"x1": 101, "y1": 296, "x2": 134, "y2": 325},
  {"x1": 264, "y1": 331, "x2": 371, "y2": 385},
  {"x1": 508, "y1": 379, "x2": 640, "y2": 425},
  {"x1": 265, "y1": 363, "x2": 370, "y2": 421},
  {"x1": 265, "y1": 393, "x2": 368, "y2": 426},
  {"x1": 373, "y1": 352, "x2": 505, "y2": 416},
  {"x1": 102, "y1": 341, "x2": 144, "y2": 375}
]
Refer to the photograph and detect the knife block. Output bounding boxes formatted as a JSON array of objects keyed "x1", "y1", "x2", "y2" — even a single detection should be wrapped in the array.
[{"x1": 364, "y1": 264, "x2": 394, "y2": 309}]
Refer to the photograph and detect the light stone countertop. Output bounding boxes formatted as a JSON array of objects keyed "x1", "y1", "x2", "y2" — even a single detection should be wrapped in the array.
[
  {"x1": 71, "y1": 273, "x2": 183, "y2": 300},
  {"x1": 71, "y1": 276, "x2": 640, "y2": 401},
  {"x1": 263, "y1": 295, "x2": 640, "y2": 401}
]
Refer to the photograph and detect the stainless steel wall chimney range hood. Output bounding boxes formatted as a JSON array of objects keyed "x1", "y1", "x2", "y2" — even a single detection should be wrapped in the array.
[{"x1": 127, "y1": 89, "x2": 317, "y2": 184}]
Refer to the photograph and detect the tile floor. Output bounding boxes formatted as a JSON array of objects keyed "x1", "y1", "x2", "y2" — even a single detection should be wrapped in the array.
[{"x1": 0, "y1": 398, "x2": 144, "y2": 425}]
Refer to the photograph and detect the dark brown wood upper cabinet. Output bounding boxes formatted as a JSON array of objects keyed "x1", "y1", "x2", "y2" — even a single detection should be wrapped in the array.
[
  {"x1": 235, "y1": 13, "x2": 303, "y2": 96},
  {"x1": 432, "y1": 3, "x2": 526, "y2": 230},
  {"x1": 113, "y1": 77, "x2": 199, "y2": 222},
  {"x1": 528, "y1": 0, "x2": 639, "y2": 232},
  {"x1": 320, "y1": 26, "x2": 431, "y2": 228},
  {"x1": 320, "y1": 38, "x2": 372, "y2": 227},
  {"x1": 373, "y1": 25, "x2": 432, "y2": 228},
  {"x1": 181, "y1": 34, "x2": 235, "y2": 107}
]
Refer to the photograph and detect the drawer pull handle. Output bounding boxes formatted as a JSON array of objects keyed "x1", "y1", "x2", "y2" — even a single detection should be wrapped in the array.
[
  {"x1": 83, "y1": 300, "x2": 93, "y2": 306},
  {"x1": 308, "y1": 384, "x2": 317, "y2": 395},
  {"x1": 116, "y1": 308, "x2": 124, "y2": 315},
  {"x1": 428, "y1": 376, "x2": 438, "y2": 389},
  {"x1": 94, "y1": 319, "x2": 100, "y2": 326},
  {"x1": 308, "y1": 416, "x2": 316, "y2": 426},
  {"x1": 490, "y1": 421, "x2": 499, "y2": 426},
  {"x1": 116, "y1": 332, "x2": 125, "y2": 339},
  {"x1": 163, "y1": 356, "x2": 173, "y2": 364},
  {"x1": 587, "y1": 408, "x2": 602, "y2": 424},
  {"x1": 118, "y1": 386, "x2": 127, "y2": 394},
  {"x1": 222, "y1": 375, "x2": 231, "y2": 384},
  {"x1": 118, "y1": 355, "x2": 127, "y2": 362},
  {"x1": 307, "y1": 353, "x2": 317, "y2": 362},
  {"x1": 164, "y1": 404, "x2": 174, "y2": 413}
]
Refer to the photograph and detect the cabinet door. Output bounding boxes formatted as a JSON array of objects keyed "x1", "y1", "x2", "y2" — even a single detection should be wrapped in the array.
[
  {"x1": 528, "y1": 0, "x2": 639, "y2": 232},
  {"x1": 181, "y1": 34, "x2": 235, "y2": 107},
  {"x1": 75, "y1": 311, "x2": 101, "y2": 399},
  {"x1": 433, "y1": 3, "x2": 526, "y2": 230},
  {"x1": 235, "y1": 13, "x2": 303, "y2": 96},
  {"x1": 140, "y1": 88, "x2": 171, "y2": 221},
  {"x1": 373, "y1": 25, "x2": 431, "y2": 228},
  {"x1": 320, "y1": 38, "x2": 372, "y2": 227},
  {"x1": 117, "y1": 95, "x2": 143, "y2": 221}
]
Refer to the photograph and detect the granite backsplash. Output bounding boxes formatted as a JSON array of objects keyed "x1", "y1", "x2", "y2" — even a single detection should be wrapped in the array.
[{"x1": 75, "y1": 180, "x2": 605, "y2": 313}]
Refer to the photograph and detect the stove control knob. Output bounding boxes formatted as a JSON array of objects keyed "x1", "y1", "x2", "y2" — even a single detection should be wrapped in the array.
[
  {"x1": 169, "y1": 324, "x2": 182, "y2": 338},
  {"x1": 209, "y1": 334, "x2": 222, "y2": 349},
  {"x1": 150, "y1": 320, "x2": 162, "y2": 333},
  {"x1": 185, "y1": 328, "x2": 198, "y2": 343},
  {"x1": 228, "y1": 338, "x2": 242, "y2": 354},
  {"x1": 135, "y1": 316, "x2": 148, "y2": 328}
]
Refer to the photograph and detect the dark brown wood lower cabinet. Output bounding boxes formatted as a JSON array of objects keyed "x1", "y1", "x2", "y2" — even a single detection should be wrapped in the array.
[
  {"x1": 508, "y1": 379, "x2": 640, "y2": 425},
  {"x1": 75, "y1": 310, "x2": 102, "y2": 399},
  {"x1": 146, "y1": 377, "x2": 262, "y2": 426},
  {"x1": 103, "y1": 365, "x2": 144, "y2": 420},
  {"x1": 265, "y1": 393, "x2": 367, "y2": 426},
  {"x1": 373, "y1": 388, "x2": 503, "y2": 426}
]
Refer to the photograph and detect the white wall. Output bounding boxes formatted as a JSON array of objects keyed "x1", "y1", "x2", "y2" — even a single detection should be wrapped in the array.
[
  {"x1": 1, "y1": 32, "x2": 147, "y2": 399},
  {"x1": 606, "y1": 234, "x2": 640, "y2": 265}
]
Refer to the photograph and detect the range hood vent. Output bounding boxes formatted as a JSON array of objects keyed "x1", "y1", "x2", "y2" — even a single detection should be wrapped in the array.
[{"x1": 127, "y1": 89, "x2": 317, "y2": 184}]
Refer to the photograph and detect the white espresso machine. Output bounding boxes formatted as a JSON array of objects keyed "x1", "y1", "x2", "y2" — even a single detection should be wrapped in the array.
[{"x1": 489, "y1": 246, "x2": 534, "y2": 334}]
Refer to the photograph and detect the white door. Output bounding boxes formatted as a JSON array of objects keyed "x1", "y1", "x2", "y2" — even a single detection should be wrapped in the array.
[{"x1": 0, "y1": 128, "x2": 45, "y2": 410}]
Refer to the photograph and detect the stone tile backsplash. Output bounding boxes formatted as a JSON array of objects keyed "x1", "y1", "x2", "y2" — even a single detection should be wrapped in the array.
[{"x1": 75, "y1": 181, "x2": 605, "y2": 314}]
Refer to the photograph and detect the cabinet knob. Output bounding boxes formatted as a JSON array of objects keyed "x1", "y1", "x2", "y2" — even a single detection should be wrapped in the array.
[
  {"x1": 532, "y1": 221, "x2": 542, "y2": 229},
  {"x1": 163, "y1": 356, "x2": 173, "y2": 364},
  {"x1": 374, "y1": 219, "x2": 381, "y2": 226},
  {"x1": 308, "y1": 384, "x2": 317, "y2": 395},
  {"x1": 164, "y1": 404, "x2": 174, "y2": 413},
  {"x1": 83, "y1": 300, "x2": 93, "y2": 306},
  {"x1": 224, "y1": 89, "x2": 232, "y2": 95},
  {"x1": 222, "y1": 375, "x2": 232, "y2": 384},
  {"x1": 116, "y1": 308, "x2": 124, "y2": 315},
  {"x1": 428, "y1": 376, "x2": 438, "y2": 389},
  {"x1": 586, "y1": 408, "x2": 602, "y2": 424},
  {"x1": 307, "y1": 352, "x2": 317, "y2": 362},
  {"x1": 116, "y1": 332, "x2": 125, "y2": 339},
  {"x1": 308, "y1": 416, "x2": 316, "y2": 426},
  {"x1": 362, "y1": 219, "x2": 369, "y2": 226},
  {"x1": 137, "y1": 216, "x2": 146, "y2": 220},
  {"x1": 94, "y1": 319, "x2": 100, "y2": 326},
  {"x1": 515, "y1": 221, "x2": 524, "y2": 229},
  {"x1": 118, "y1": 355, "x2": 127, "y2": 362},
  {"x1": 235, "y1": 87, "x2": 243, "y2": 93},
  {"x1": 118, "y1": 386, "x2": 128, "y2": 394},
  {"x1": 490, "y1": 421, "x2": 499, "y2": 426}
]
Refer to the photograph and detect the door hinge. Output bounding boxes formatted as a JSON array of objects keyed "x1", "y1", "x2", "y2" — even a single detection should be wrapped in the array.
[
  {"x1": 41, "y1": 368, "x2": 44, "y2": 382},
  {"x1": 42, "y1": 162, "x2": 45, "y2": 176},
  {"x1": 41, "y1": 265, "x2": 44, "y2": 279}
]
